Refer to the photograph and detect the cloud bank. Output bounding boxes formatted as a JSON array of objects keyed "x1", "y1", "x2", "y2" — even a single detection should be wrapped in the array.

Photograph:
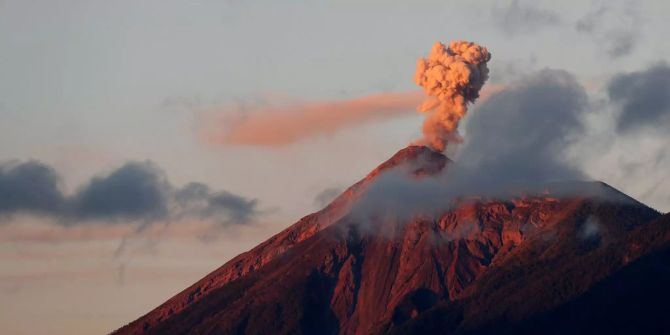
[
  {"x1": 0, "y1": 160, "x2": 260, "y2": 226},
  {"x1": 0, "y1": 161, "x2": 65, "y2": 215}
]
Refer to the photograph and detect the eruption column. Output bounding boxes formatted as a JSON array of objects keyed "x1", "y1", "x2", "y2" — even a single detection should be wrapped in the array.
[{"x1": 414, "y1": 41, "x2": 491, "y2": 151}]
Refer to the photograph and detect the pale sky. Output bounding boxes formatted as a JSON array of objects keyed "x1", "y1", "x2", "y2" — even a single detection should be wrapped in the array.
[{"x1": 1, "y1": 1, "x2": 669, "y2": 334}]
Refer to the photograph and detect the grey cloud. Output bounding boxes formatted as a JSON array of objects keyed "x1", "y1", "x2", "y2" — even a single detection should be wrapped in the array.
[
  {"x1": 350, "y1": 167, "x2": 450, "y2": 226},
  {"x1": 0, "y1": 161, "x2": 260, "y2": 226},
  {"x1": 575, "y1": 5, "x2": 605, "y2": 33},
  {"x1": 608, "y1": 63, "x2": 670, "y2": 133},
  {"x1": 491, "y1": 0, "x2": 561, "y2": 36},
  {"x1": 351, "y1": 69, "x2": 593, "y2": 223},
  {"x1": 575, "y1": 63, "x2": 670, "y2": 213},
  {"x1": 207, "y1": 191, "x2": 258, "y2": 225},
  {"x1": 0, "y1": 161, "x2": 65, "y2": 215},
  {"x1": 488, "y1": 56, "x2": 539, "y2": 84},
  {"x1": 457, "y1": 68, "x2": 589, "y2": 186},
  {"x1": 72, "y1": 162, "x2": 170, "y2": 220},
  {"x1": 176, "y1": 182, "x2": 259, "y2": 225},
  {"x1": 575, "y1": 1, "x2": 641, "y2": 58},
  {"x1": 605, "y1": 30, "x2": 636, "y2": 59},
  {"x1": 350, "y1": 169, "x2": 612, "y2": 233},
  {"x1": 175, "y1": 182, "x2": 211, "y2": 205}
]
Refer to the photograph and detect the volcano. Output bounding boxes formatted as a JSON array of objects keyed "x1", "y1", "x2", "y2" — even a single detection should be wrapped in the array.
[{"x1": 114, "y1": 146, "x2": 669, "y2": 335}]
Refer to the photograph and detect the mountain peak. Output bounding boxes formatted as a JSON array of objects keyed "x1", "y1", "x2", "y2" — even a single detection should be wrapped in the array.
[
  {"x1": 368, "y1": 145, "x2": 447, "y2": 178},
  {"x1": 114, "y1": 147, "x2": 665, "y2": 335}
]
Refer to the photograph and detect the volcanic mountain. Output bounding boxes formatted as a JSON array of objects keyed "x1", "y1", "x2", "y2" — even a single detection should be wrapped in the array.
[{"x1": 114, "y1": 146, "x2": 668, "y2": 335}]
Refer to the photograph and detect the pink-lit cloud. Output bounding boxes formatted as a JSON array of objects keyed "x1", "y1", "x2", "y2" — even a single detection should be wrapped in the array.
[
  {"x1": 199, "y1": 87, "x2": 503, "y2": 147},
  {"x1": 200, "y1": 91, "x2": 422, "y2": 146}
]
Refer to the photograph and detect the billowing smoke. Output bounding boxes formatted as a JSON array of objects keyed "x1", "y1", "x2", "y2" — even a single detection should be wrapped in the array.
[
  {"x1": 351, "y1": 69, "x2": 599, "y2": 227},
  {"x1": 414, "y1": 41, "x2": 492, "y2": 151}
]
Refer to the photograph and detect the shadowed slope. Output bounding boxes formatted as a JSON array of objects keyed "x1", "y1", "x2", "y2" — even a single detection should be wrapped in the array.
[{"x1": 391, "y1": 214, "x2": 670, "y2": 335}]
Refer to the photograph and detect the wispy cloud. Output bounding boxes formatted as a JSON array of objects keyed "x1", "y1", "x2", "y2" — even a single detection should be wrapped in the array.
[
  {"x1": 575, "y1": 0, "x2": 642, "y2": 59},
  {"x1": 491, "y1": 0, "x2": 561, "y2": 36},
  {"x1": 199, "y1": 91, "x2": 423, "y2": 147}
]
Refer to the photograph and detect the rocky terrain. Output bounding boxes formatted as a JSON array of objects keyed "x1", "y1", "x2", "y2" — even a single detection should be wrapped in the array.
[{"x1": 114, "y1": 146, "x2": 666, "y2": 335}]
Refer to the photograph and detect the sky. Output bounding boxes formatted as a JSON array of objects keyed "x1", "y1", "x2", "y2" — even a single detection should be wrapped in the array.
[{"x1": 1, "y1": 0, "x2": 669, "y2": 334}]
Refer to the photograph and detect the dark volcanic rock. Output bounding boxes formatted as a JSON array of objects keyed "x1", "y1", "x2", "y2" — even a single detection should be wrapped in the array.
[{"x1": 114, "y1": 146, "x2": 665, "y2": 335}]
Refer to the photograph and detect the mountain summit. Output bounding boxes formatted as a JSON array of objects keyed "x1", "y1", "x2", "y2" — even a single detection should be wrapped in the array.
[{"x1": 114, "y1": 146, "x2": 668, "y2": 335}]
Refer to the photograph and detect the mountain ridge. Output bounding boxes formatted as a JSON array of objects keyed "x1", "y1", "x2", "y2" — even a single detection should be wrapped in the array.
[
  {"x1": 114, "y1": 146, "x2": 664, "y2": 335},
  {"x1": 114, "y1": 146, "x2": 448, "y2": 334}
]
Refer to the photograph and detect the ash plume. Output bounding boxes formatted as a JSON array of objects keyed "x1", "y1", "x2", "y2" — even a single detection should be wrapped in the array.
[
  {"x1": 351, "y1": 69, "x2": 596, "y2": 226},
  {"x1": 414, "y1": 41, "x2": 492, "y2": 152},
  {"x1": 201, "y1": 91, "x2": 423, "y2": 147}
]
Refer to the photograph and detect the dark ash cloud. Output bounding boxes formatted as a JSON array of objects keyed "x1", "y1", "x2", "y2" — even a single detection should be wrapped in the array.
[
  {"x1": 0, "y1": 161, "x2": 260, "y2": 226},
  {"x1": 608, "y1": 63, "x2": 670, "y2": 133},
  {"x1": 0, "y1": 161, "x2": 65, "y2": 215},
  {"x1": 491, "y1": 0, "x2": 561, "y2": 36}
]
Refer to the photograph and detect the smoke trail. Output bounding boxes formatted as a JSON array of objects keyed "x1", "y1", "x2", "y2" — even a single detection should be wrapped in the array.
[
  {"x1": 201, "y1": 91, "x2": 423, "y2": 147},
  {"x1": 414, "y1": 41, "x2": 492, "y2": 151}
]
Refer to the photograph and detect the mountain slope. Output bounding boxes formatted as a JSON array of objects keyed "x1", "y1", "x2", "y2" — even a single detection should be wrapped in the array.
[
  {"x1": 114, "y1": 146, "x2": 447, "y2": 334},
  {"x1": 392, "y1": 213, "x2": 670, "y2": 334},
  {"x1": 114, "y1": 146, "x2": 664, "y2": 335}
]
